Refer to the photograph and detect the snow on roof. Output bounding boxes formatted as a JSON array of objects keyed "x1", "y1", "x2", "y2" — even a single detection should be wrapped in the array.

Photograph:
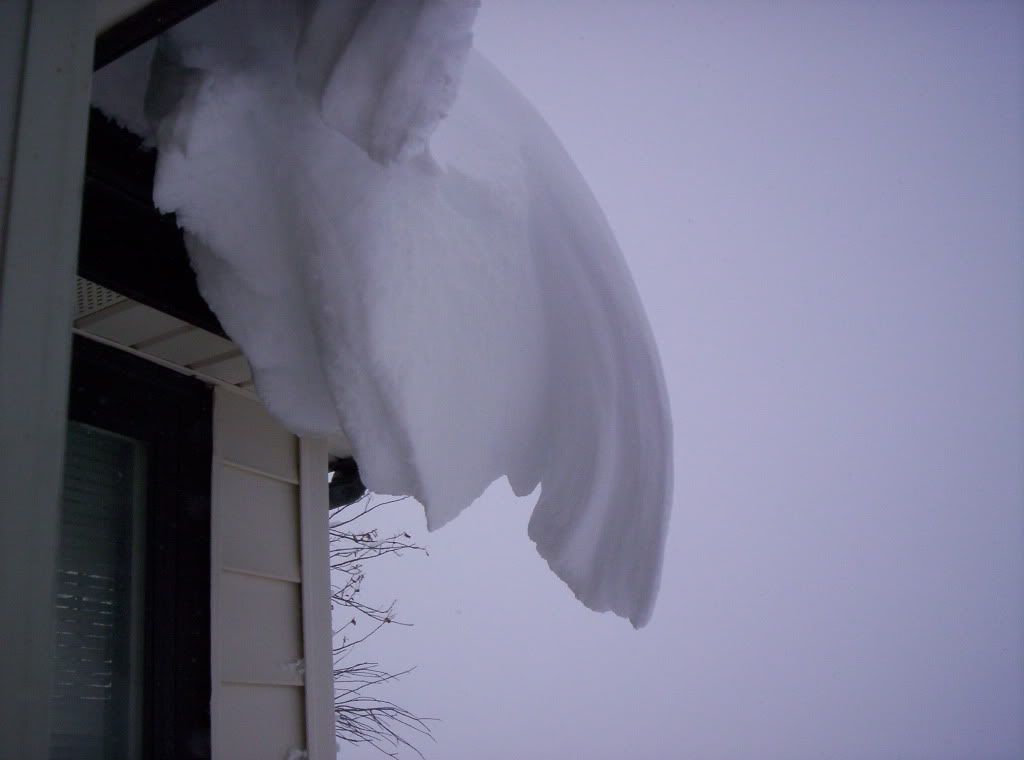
[{"x1": 93, "y1": 0, "x2": 673, "y2": 628}]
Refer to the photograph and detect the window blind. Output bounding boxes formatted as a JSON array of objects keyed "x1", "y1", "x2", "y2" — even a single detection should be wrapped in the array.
[{"x1": 50, "y1": 422, "x2": 146, "y2": 760}]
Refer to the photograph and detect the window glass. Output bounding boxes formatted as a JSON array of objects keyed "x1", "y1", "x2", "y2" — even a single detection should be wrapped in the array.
[{"x1": 50, "y1": 421, "x2": 147, "y2": 760}]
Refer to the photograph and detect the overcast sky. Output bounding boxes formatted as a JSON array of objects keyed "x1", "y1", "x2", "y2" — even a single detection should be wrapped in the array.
[{"x1": 342, "y1": 2, "x2": 1024, "y2": 758}]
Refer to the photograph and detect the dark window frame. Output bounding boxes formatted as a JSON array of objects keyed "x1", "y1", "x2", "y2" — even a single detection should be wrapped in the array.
[{"x1": 66, "y1": 335, "x2": 213, "y2": 760}]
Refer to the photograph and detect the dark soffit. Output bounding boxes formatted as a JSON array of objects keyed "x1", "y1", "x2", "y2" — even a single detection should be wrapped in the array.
[
  {"x1": 94, "y1": 0, "x2": 218, "y2": 70},
  {"x1": 79, "y1": 110, "x2": 227, "y2": 338},
  {"x1": 84, "y1": 0, "x2": 227, "y2": 337}
]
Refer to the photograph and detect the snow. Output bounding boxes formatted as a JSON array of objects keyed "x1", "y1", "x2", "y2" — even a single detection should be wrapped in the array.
[
  {"x1": 296, "y1": 0, "x2": 479, "y2": 165},
  {"x1": 92, "y1": 0, "x2": 672, "y2": 628}
]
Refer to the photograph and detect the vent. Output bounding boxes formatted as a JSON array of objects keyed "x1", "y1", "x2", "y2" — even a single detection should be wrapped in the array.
[{"x1": 75, "y1": 277, "x2": 127, "y2": 319}]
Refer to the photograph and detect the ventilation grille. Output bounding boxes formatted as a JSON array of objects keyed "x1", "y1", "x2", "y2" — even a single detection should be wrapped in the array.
[{"x1": 75, "y1": 277, "x2": 127, "y2": 320}]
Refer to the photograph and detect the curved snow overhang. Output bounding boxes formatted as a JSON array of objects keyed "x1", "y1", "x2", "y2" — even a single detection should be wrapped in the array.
[
  {"x1": 78, "y1": 110, "x2": 357, "y2": 464},
  {"x1": 90, "y1": 0, "x2": 366, "y2": 463},
  {"x1": 87, "y1": 0, "x2": 672, "y2": 626}
]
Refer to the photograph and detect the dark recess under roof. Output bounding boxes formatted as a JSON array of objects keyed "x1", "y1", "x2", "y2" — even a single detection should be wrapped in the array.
[
  {"x1": 94, "y1": 0, "x2": 217, "y2": 70},
  {"x1": 79, "y1": 110, "x2": 227, "y2": 338},
  {"x1": 84, "y1": 0, "x2": 225, "y2": 337}
]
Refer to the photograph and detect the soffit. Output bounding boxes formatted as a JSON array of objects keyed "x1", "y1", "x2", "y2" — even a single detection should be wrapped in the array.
[{"x1": 74, "y1": 276, "x2": 256, "y2": 393}]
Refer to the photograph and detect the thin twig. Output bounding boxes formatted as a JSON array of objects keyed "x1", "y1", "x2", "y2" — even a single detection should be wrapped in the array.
[{"x1": 329, "y1": 493, "x2": 433, "y2": 758}]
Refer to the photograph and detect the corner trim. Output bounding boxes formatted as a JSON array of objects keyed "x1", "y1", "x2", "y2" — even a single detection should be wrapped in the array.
[{"x1": 299, "y1": 436, "x2": 337, "y2": 760}]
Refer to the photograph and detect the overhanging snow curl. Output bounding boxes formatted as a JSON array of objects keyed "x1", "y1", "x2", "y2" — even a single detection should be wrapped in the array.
[{"x1": 98, "y1": 0, "x2": 672, "y2": 628}]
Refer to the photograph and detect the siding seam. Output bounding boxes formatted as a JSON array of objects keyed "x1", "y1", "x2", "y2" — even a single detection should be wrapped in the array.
[{"x1": 221, "y1": 458, "x2": 300, "y2": 486}]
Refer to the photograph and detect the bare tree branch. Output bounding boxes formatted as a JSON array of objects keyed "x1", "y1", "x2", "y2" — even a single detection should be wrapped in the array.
[{"x1": 330, "y1": 490, "x2": 433, "y2": 758}]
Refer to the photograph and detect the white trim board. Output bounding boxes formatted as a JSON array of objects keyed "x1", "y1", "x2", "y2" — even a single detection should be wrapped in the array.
[
  {"x1": 299, "y1": 436, "x2": 337, "y2": 760},
  {"x1": 0, "y1": 2, "x2": 97, "y2": 756}
]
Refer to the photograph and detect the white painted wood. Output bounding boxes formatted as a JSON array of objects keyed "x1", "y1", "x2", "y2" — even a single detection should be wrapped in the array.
[
  {"x1": 195, "y1": 352, "x2": 251, "y2": 385},
  {"x1": 0, "y1": 2, "x2": 96, "y2": 757},
  {"x1": 219, "y1": 466, "x2": 301, "y2": 582},
  {"x1": 142, "y1": 325, "x2": 237, "y2": 366},
  {"x1": 219, "y1": 572, "x2": 304, "y2": 687},
  {"x1": 216, "y1": 390, "x2": 300, "y2": 482},
  {"x1": 77, "y1": 300, "x2": 186, "y2": 345},
  {"x1": 189, "y1": 347, "x2": 243, "y2": 369},
  {"x1": 216, "y1": 685, "x2": 307, "y2": 760},
  {"x1": 73, "y1": 289, "x2": 258, "y2": 389},
  {"x1": 300, "y1": 436, "x2": 338, "y2": 760},
  {"x1": 73, "y1": 328, "x2": 261, "y2": 404}
]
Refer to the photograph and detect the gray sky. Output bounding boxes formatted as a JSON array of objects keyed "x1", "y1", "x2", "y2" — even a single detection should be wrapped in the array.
[{"x1": 343, "y1": 2, "x2": 1024, "y2": 758}]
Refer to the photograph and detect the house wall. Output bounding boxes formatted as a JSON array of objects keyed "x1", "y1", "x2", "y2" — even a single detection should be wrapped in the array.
[
  {"x1": 73, "y1": 280, "x2": 338, "y2": 758},
  {"x1": 0, "y1": 2, "x2": 97, "y2": 757},
  {"x1": 211, "y1": 388, "x2": 335, "y2": 760},
  {"x1": 74, "y1": 282, "x2": 339, "y2": 758}
]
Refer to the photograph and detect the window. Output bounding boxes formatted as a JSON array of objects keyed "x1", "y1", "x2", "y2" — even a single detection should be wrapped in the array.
[
  {"x1": 50, "y1": 336, "x2": 213, "y2": 759},
  {"x1": 51, "y1": 421, "x2": 147, "y2": 759}
]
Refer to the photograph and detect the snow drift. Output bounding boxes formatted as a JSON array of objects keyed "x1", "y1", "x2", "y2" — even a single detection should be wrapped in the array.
[{"x1": 94, "y1": 0, "x2": 673, "y2": 627}]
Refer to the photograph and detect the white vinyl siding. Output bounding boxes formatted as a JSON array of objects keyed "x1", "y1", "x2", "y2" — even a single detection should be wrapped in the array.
[
  {"x1": 219, "y1": 467, "x2": 302, "y2": 582},
  {"x1": 211, "y1": 387, "x2": 334, "y2": 760},
  {"x1": 219, "y1": 573, "x2": 304, "y2": 686},
  {"x1": 71, "y1": 283, "x2": 336, "y2": 759},
  {"x1": 217, "y1": 685, "x2": 308, "y2": 760}
]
